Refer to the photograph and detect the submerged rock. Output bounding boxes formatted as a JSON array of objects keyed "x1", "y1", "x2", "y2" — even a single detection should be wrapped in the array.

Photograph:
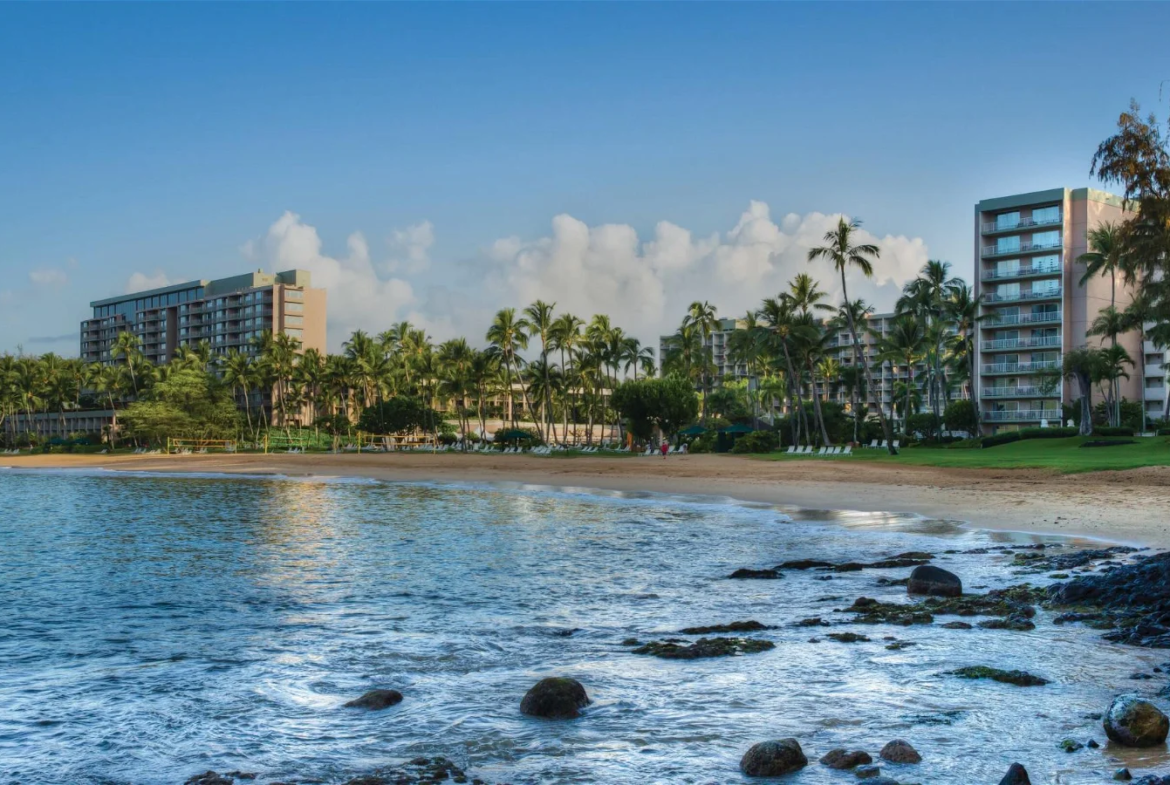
[
  {"x1": 978, "y1": 613, "x2": 1037, "y2": 631},
  {"x1": 827, "y1": 632, "x2": 869, "y2": 643},
  {"x1": 819, "y1": 749, "x2": 872, "y2": 769},
  {"x1": 1104, "y1": 694, "x2": 1169, "y2": 747},
  {"x1": 1048, "y1": 551, "x2": 1170, "y2": 646},
  {"x1": 1058, "y1": 738, "x2": 1084, "y2": 752},
  {"x1": 632, "y1": 637, "x2": 775, "y2": 659},
  {"x1": 344, "y1": 689, "x2": 403, "y2": 711},
  {"x1": 794, "y1": 617, "x2": 830, "y2": 627},
  {"x1": 879, "y1": 739, "x2": 921, "y2": 763},
  {"x1": 941, "y1": 621, "x2": 973, "y2": 629},
  {"x1": 520, "y1": 677, "x2": 591, "y2": 719},
  {"x1": 950, "y1": 666, "x2": 1049, "y2": 687},
  {"x1": 184, "y1": 774, "x2": 233, "y2": 785},
  {"x1": 845, "y1": 597, "x2": 934, "y2": 626},
  {"x1": 678, "y1": 620, "x2": 769, "y2": 635},
  {"x1": 854, "y1": 764, "x2": 882, "y2": 778},
  {"x1": 998, "y1": 762, "x2": 1031, "y2": 784},
  {"x1": 729, "y1": 568, "x2": 782, "y2": 580},
  {"x1": 339, "y1": 756, "x2": 477, "y2": 785},
  {"x1": 907, "y1": 565, "x2": 962, "y2": 597},
  {"x1": 740, "y1": 738, "x2": 808, "y2": 777},
  {"x1": 778, "y1": 559, "x2": 834, "y2": 570}
]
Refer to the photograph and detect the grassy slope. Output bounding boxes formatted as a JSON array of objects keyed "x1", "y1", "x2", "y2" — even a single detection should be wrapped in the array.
[{"x1": 753, "y1": 436, "x2": 1170, "y2": 473}]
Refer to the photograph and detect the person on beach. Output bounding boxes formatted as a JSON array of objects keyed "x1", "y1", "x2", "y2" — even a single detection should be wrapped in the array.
[{"x1": 660, "y1": 441, "x2": 669, "y2": 459}]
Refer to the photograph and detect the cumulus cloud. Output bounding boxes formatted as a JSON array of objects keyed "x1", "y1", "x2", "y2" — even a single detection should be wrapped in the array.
[
  {"x1": 126, "y1": 270, "x2": 173, "y2": 293},
  {"x1": 239, "y1": 203, "x2": 930, "y2": 353},
  {"x1": 252, "y1": 211, "x2": 417, "y2": 348},
  {"x1": 481, "y1": 202, "x2": 929, "y2": 346},
  {"x1": 28, "y1": 268, "x2": 68, "y2": 287},
  {"x1": 385, "y1": 221, "x2": 435, "y2": 274}
]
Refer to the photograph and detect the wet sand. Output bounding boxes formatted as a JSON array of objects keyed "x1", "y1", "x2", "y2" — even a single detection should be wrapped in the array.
[{"x1": 8, "y1": 451, "x2": 1170, "y2": 549}]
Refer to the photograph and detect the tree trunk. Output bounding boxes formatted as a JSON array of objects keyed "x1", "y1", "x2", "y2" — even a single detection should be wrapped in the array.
[
  {"x1": 807, "y1": 358, "x2": 832, "y2": 446},
  {"x1": 841, "y1": 270, "x2": 895, "y2": 453}
]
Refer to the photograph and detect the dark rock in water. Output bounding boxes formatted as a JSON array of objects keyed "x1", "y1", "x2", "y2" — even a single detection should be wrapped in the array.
[
  {"x1": 1048, "y1": 551, "x2": 1170, "y2": 647},
  {"x1": 729, "y1": 568, "x2": 782, "y2": 579},
  {"x1": 950, "y1": 666, "x2": 1049, "y2": 686},
  {"x1": 941, "y1": 621, "x2": 973, "y2": 629},
  {"x1": 1018, "y1": 545, "x2": 1138, "y2": 571},
  {"x1": 339, "y1": 756, "x2": 475, "y2": 785},
  {"x1": 1115, "y1": 767, "x2": 1132, "y2": 781},
  {"x1": 778, "y1": 559, "x2": 834, "y2": 570},
  {"x1": 894, "y1": 551, "x2": 934, "y2": 560},
  {"x1": 827, "y1": 632, "x2": 869, "y2": 643},
  {"x1": 819, "y1": 749, "x2": 872, "y2": 769},
  {"x1": 1058, "y1": 738, "x2": 1084, "y2": 752},
  {"x1": 620, "y1": 637, "x2": 640, "y2": 646},
  {"x1": 740, "y1": 738, "x2": 807, "y2": 777},
  {"x1": 679, "y1": 620, "x2": 769, "y2": 635},
  {"x1": 846, "y1": 597, "x2": 934, "y2": 626},
  {"x1": 221, "y1": 775, "x2": 254, "y2": 782},
  {"x1": 632, "y1": 636, "x2": 775, "y2": 659},
  {"x1": 185, "y1": 774, "x2": 233, "y2": 785},
  {"x1": 885, "y1": 640, "x2": 916, "y2": 650},
  {"x1": 876, "y1": 577, "x2": 910, "y2": 587},
  {"x1": 830, "y1": 562, "x2": 866, "y2": 573},
  {"x1": 868, "y1": 557, "x2": 931, "y2": 569},
  {"x1": 998, "y1": 762, "x2": 1031, "y2": 785},
  {"x1": 864, "y1": 779, "x2": 901, "y2": 785},
  {"x1": 979, "y1": 612, "x2": 1036, "y2": 631},
  {"x1": 1131, "y1": 777, "x2": 1170, "y2": 785},
  {"x1": 1087, "y1": 738, "x2": 1100, "y2": 748},
  {"x1": 854, "y1": 764, "x2": 881, "y2": 778},
  {"x1": 344, "y1": 689, "x2": 403, "y2": 711},
  {"x1": 520, "y1": 677, "x2": 591, "y2": 719},
  {"x1": 907, "y1": 565, "x2": 962, "y2": 597},
  {"x1": 794, "y1": 617, "x2": 830, "y2": 627},
  {"x1": 1103, "y1": 694, "x2": 1170, "y2": 747},
  {"x1": 879, "y1": 739, "x2": 920, "y2": 763},
  {"x1": 552, "y1": 627, "x2": 580, "y2": 637},
  {"x1": 1131, "y1": 672, "x2": 1155, "y2": 680}
]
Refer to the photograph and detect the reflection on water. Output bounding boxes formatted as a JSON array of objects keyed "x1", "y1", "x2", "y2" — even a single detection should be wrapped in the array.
[{"x1": 0, "y1": 470, "x2": 1164, "y2": 784}]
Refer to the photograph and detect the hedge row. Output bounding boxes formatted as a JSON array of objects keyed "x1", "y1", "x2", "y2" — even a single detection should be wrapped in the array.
[
  {"x1": 980, "y1": 426, "x2": 1078, "y2": 449},
  {"x1": 1092, "y1": 426, "x2": 1135, "y2": 437}
]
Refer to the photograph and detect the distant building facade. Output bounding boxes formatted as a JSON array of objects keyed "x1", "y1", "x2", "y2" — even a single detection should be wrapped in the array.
[
  {"x1": 973, "y1": 188, "x2": 1139, "y2": 433},
  {"x1": 81, "y1": 269, "x2": 326, "y2": 365}
]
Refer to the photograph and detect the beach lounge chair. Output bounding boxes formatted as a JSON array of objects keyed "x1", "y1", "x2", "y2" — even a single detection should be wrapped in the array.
[
  {"x1": 842, "y1": 445, "x2": 853, "y2": 456},
  {"x1": 816, "y1": 446, "x2": 827, "y2": 456},
  {"x1": 785, "y1": 446, "x2": 795, "y2": 455},
  {"x1": 892, "y1": 440, "x2": 900, "y2": 450},
  {"x1": 880, "y1": 440, "x2": 888, "y2": 449},
  {"x1": 830, "y1": 446, "x2": 840, "y2": 455},
  {"x1": 868, "y1": 439, "x2": 878, "y2": 449}
]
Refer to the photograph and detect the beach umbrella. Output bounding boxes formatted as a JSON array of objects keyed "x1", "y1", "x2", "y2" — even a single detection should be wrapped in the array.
[
  {"x1": 678, "y1": 424, "x2": 708, "y2": 437},
  {"x1": 494, "y1": 428, "x2": 532, "y2": 442},
  {"x1": 719, "y1": 423, "x2": 755, "y2": 434}
]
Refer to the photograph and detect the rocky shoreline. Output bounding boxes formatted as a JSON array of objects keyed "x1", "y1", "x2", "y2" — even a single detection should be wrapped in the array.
[{"x1": 180, "y1": 542, "x2": 1170, "y2": 785}]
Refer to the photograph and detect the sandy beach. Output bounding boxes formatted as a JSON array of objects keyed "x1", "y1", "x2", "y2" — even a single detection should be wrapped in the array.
[{"x1": 6, "y1": 451, "x2": 1170, "y2": 549}]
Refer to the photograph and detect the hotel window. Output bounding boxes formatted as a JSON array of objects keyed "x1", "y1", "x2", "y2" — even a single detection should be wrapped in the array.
[
  {"x1": 1033, "y1": 279, "x2": 1060, "y2": 294},
  {"x1": 284, "y1": 328, "x2": 303, "y2": 341},
  {"x1": 996, "y1": 259, "x2": 1020, "y2": 276},
  {"x1": 996, "y1": 211, "x2": 1020, "y2": 230},
  {"x1": 284, "y1": 289, "x2": 303, "y2": 301},
  {"x1": 997, "y1": 282, "x2": 1020, "y2": 297},
  {"x1": 1032, "y1": 230, "x2": 1060, "y2": 247},
  {"x1": 1032, "y1": 206, "x2": 1060, "y2": 224},
  {"x1": 285, "y1": 315, "x2": 304, "y2": 327},
  {"x1": 285, "y1": 302, "x2": 304, "y2": 314},
  {"x1": 997, "y1": 235, "x2": 1020, "y2": 254},
  {"x1": 1031, "y1": 254, "x2": 1060, "y2": 272}
]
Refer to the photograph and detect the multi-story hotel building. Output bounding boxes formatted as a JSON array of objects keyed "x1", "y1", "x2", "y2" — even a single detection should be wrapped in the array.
[
  {"x1": 659, "y1": 317, "x2": 752, "y2": 381},
  {"x1": 973, "y1": 188, "x2": 1140, "y2": 433},
  {"x1": 81, "y1": 269, "x2": 326, "y2": 365}
]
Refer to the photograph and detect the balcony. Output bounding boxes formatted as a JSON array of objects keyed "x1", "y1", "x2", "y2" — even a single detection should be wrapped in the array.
[
  {"x1": 981, "y1": 240, "x2": 1063, "y2": 258},
  {"x1": 1145, "y1": 387, "x2": 1165, "y2": 402},
  {"x1": 982, "y1": 386, "x2": 1056, "y2": 399},
  {"x1": 981, "y1": 336, "x2": 1062, "y2": 351},
  {"x1": 983, "y1": 409, "x2": 1061, "y2": 422},
  {"x1": 981, "y1": 360, "x2": 1060, "y2": 375},
  {"x1": 984, "y1": 287, "x2": 1062, "y2": 304},
  {"x1": 985, "y1": 310, "x2": 1062, "y2": 327},
  {"x1": 981, "y1": 213, "x2": 1063, "y2": 235},
  {"x1": 981, "y1": 262, "x2": 1062, "y2": 282}
]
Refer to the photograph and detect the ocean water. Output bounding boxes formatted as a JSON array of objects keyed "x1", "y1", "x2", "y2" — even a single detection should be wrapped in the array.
[{"x1": 0, "y1": 469, "x2": 1166, "y2": 785}]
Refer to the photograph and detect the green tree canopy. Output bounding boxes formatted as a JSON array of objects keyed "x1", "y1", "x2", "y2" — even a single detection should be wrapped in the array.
[{"x1": 611, "y1": 376, "x2": 700, "y2": 442}]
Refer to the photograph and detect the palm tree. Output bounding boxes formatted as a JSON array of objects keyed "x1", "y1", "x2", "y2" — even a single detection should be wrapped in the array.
[
  {"x1": 221, "y1": 350, "x2": 257, "y2": 438},
  {"x1": 1063, "y1": 348, "x2": 1102, "y2": 436},
  {"x1": 838, "y1": 364, "x2": 865, "y2": 443},
  {"x1": 524, "y1": 300, "x2": 557, "y2": 443},
  {"x1": 875, "y1": 316, "x2": 927, "y2": 438},
  {"x1": 684, "y1": 301, "x2": 719, "y2": 421},
  {"x1": 1088, "y1": 306, "x2": 1128, "y2": 425},
  {"x1": 1123, "y1": 289, "x2": 1156, "y2": 431},
  {"x1": 112, "y1": 331, "x2": 144, "y2": 396},
  {"x1": 486, "y1": 308, "x2": 536, "y2": 435},
  {"x1": 808, "y1": 217, "x2": 895, "y2": 453},
  {"x1": 93, "y1": 363, "x2": 127, "y2": 447},
  {"x1": 438, "y1": 338, "x2": 475, "y2": 447},
  {"x1": 945, "y1": 282, "x2": 984, "y2": 422},
  {"x1": 1077, "y1": 222, "x2": 1127, "y2": 309},
  {"x1": 758, "y1": 295, "x2": 813, "y2": 445},
  {"x1": 550, "y1": 313, "x2": 584, "y2": 444},
  {"x1": 621, "y1": 336, "x2": 655, "y2": 381}
]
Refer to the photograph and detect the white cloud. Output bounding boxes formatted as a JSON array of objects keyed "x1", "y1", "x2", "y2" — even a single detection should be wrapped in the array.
[
  {"x1": 253, "y1": 211, "x2": 417, "y2": 349},
  {"x1": 481, "y1": 202, "x2": 929, "y2": 347},
  {"x1": 239, "y1": 203, "x2": 930, "y2": 353},
  {"x1": 385, "y1": 220, "x2": 435, "y2": 274},
  {"x1": 126, "y1": 270, "x2": 172, "y2": 293},
  {"x1": 28, "y1": 268, "x2": 68, "y2": 287}
]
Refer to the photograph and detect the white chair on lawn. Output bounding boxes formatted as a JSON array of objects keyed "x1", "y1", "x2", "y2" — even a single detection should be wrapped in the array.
[
  {"x1": 842, "y1": 445, "x2": 853, "y2": 456},
  {"x1": 785, "y1": 445, "x2": 795, "y2": 455}
]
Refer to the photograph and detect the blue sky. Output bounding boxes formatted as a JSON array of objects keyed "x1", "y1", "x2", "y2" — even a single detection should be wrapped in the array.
[{"x1": 2, "y1": 3, "x2": 1167, "y2": 354}]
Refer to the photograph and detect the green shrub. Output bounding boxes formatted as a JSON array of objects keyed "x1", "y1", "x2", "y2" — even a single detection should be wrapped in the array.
[
  {"x1": 943, "y1": 399, "x2": 978, "y2": 434},
  {"x1": 1017, "y1": 426, "x2": 1078, "y2": 439},
  {"x1": 948, "y1": 438, "x2": 984, "y2": 449},
  {"x1": 906, "y1": 412, "x2": 941, "y2": 438},
  {"x1": 1093, "y1": 426, "x2": 1135, "y2": 437},
  {"x1": 730, "y1": 430, "x2": 779, "y2": 454},
  {"x1": 1157, "y1": 428, "x2": 1170, "y2": 437},
  {"x1": 980, "y1": 431, "x2": 1021, "y2": 448},
  {"x1": 1081, "y1": 439, "x2": 1136, "y2": 448}
]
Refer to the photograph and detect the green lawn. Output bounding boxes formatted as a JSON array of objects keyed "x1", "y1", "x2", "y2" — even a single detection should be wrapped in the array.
[{"x1": 753, "y1": 436, "x2": 1170, "y2": 473}]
